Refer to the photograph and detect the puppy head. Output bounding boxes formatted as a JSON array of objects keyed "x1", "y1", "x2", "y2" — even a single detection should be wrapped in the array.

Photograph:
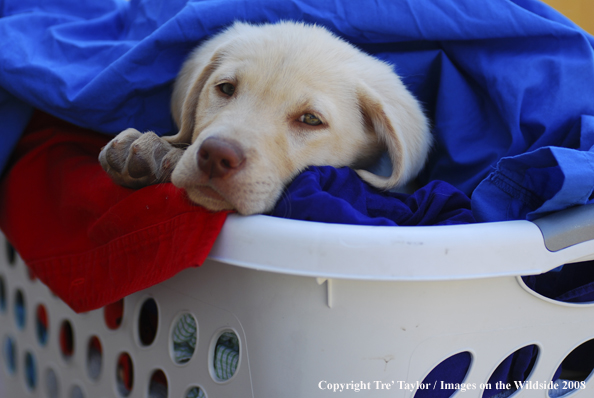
[{"x1": 167, "y1": 21, "x2": 431, "y2": 215}]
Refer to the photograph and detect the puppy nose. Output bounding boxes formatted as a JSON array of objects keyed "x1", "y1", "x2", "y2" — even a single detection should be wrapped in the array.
[{"x1": 197, "y1": 137, "x2": 245, "y2": 179}]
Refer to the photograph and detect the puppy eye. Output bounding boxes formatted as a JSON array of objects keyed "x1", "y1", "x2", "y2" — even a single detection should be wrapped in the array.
[
  {"x1": 218, "y1": 83, "x2": 235, "y2": 96},
  {"x1": 299, "y1": 113, "x2": 322, "y2": 126}
]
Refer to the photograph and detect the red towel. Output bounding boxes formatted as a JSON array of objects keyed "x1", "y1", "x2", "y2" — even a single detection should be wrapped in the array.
[{"x1": 0, "y1": 113, "x2": 229, "y2": 312}]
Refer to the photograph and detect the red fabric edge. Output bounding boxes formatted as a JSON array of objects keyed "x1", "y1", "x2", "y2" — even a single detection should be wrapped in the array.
[{"x1": 0, "y1": 112, "x2": 229, "y2": 312}]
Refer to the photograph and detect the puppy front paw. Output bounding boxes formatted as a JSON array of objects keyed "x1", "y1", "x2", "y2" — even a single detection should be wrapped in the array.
[{"x1": 99, "y1": 128, "x2": 184, "y2": 189}]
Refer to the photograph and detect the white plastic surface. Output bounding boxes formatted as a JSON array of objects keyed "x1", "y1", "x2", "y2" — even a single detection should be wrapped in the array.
[
  {"x1": 209, "y1": 215, "x2": 594, "y2": 280},
  {"x1": 2, "y1": 216, "x2": 594, "y2": 398}
]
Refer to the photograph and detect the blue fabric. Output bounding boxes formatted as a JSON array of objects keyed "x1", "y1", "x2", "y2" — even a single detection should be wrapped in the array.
[
  {"x1": 414, "y1": 347, "x2": 551, "y2": 398},
  {"x1": 416, "y1": 352, "x2": 472, "y2": 398},
  {"x1": 0, "y1": 88, "x2": 33, "y2": 174},
  {"x1": 523, "y1": 261, "x2": 594, "y2": 304},
  {"x1": 521, "y1": 261, "x2": 594, "y2": 380},
  {"x1": 2, "y1": 0, "x2": 594, "y2": 224},
  {"x1": 473, "y1": 116, "x2": 594, "y2": 222},
  {"x1": 271, "y1": 166, "x2": 475, "y2": 225}
]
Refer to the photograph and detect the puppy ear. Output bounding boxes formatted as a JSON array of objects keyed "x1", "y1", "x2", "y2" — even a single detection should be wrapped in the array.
[
  {"x1": 165, "y1": 22, "x2": 250, "y2": 145},
  {"x1": 163, "y1": 53, "x2": 221, "y2": 145},
  {"x1": 355, "y1": 81, "x2": 431, "y2": 190}
]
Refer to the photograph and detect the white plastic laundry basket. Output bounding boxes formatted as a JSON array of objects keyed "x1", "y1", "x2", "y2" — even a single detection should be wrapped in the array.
[{"x1": 2, "y1": 205, "x2": 594, "y2": 398}]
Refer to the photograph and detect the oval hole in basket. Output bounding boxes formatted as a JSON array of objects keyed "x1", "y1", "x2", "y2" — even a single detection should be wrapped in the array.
[
  {"x1": 70, "y1": 384, "x2": 85, "y2": 398},
  {"x1": 46, "y1": 367, "x2": 59, "y2": 398},
  {"x1": 5, "y1": 240, "x2": 16, "y2": 266},
  {"x1": 0, "y1": 275, "x2": 6, "y2": 312},
  {"x1": 212, "y1": 330, "x2": 240, "y2": 382},
  {"x1": 185, "y1": 386, "x2": 206, "y2": 398},
  {"x1": 548, "y1": 338, "x2": 594, "y2": 397},
  {"x1": 138, "y1": 298, "x2": 158, "y2": 346},
  {"x1": 3, "y1": 335, "x2": 17, "y2": 374},
  {"x1": 104, "y1": 299, "x2": 124, "y2": 330},
  {"x1": 59, "y1": 320, "x2": 75, "y2": 361},
  {"x1": 14, "y1": 289, "x2": 25, "y2": 330},
  {"x1": 481, "y1": 344, "x2": 538, "y2": 398},
  {"x1": 116, "y1": 352, "x2": 134, "y2": 397},
  {"x1": 414, "y1": 351, "x2": 471, "y2": 398},
  {"x1": 36, "y1": 304, "x2": 49, "y2": 346},
  {"x1": 87, "y1": 336, "x2": 102, "y2": 380},
  {"x1": 171, "y1": 313, "x2": 197, "y2": 364},
  {"x1": 149, "y1": 369, "x2": 168, "y2": 397},
  {"x1": 521, "y1": 260, "x2": 594, "y2": 304},
  {"x1": 24, "y1": 351, "x2": 37, "y2": 391}
]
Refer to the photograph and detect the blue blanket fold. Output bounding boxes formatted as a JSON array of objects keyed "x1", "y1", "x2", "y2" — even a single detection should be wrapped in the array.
[
  {"x1": 271, "y1": 166, "x2": 475, "y2": 226},
  {"x1": 472, "y1": 115, "x2": 594, "y2": 221}
]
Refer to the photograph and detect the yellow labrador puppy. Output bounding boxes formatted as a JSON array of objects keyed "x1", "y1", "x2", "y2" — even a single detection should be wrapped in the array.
[{"x1": 99, "y1": 21, "x2": 431, "y2": 215}]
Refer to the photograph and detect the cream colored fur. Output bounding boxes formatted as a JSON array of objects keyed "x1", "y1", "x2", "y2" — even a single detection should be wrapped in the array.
[{"x1": 99, "y1": 21, "x2": 432, "y2": 215}]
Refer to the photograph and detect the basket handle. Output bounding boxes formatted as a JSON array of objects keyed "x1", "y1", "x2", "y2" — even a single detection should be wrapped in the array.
[{"x1": 532, "y1": 203, "x2": 594, "y2": 252}]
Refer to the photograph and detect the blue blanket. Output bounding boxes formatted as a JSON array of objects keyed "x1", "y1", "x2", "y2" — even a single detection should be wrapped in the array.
[
  {"x1": 1, "y1": 0, "x2": 594, "y2": 223},
  {"x1": 272, "y1": 166, "x2": 475, "y2": 225}
]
